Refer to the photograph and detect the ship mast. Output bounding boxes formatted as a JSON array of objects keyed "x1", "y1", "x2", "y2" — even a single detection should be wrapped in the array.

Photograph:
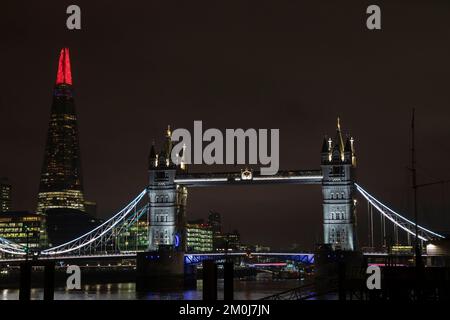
[{"x1": 411, "y1": 108, "x2": 422, "y2": 268}]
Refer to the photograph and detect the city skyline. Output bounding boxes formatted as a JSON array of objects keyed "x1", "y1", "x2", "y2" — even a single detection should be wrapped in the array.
[{"x1": 1, "y1": 1, "x2": 450, "y2": 249}]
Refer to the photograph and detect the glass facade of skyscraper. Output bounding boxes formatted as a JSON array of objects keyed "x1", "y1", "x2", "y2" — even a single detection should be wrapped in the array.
[{"x1": 37, "y1": 48, "x2": 86, "y2": 214}]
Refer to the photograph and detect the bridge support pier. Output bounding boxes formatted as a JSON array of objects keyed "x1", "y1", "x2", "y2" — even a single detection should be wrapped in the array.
[
  {"x1": 184, "y1": 263, "x2": 197, "y2": 289},
  {"x1": 19, "y1": 262, "x2": 31, "y2": 301},
  {"x1": 338, "y1": 261, "x2": 346, "y2": 301},
  {"x1": 136, "y1": 248, "x2": 185, "y2": 291},
  {"x1": 224, "y1": 261, "x2": 234, "y2": 301},
  {"x1": 43, "y1": 262, "x2": 55, "y2": 301},
  {"x1": 19, "y1": 261, "x2": 56, "y2": 300},
  {"x1": 314, "y1": 244, "x2": 365, "y2": 299},
  {"x1": 202, "y1": 260, "x2": 217, "y2": 301}
]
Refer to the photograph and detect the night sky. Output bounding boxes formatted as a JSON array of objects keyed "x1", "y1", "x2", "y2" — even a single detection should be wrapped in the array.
[{"x1": 1, "y1": 1, "x2": 450, "y2": 250}]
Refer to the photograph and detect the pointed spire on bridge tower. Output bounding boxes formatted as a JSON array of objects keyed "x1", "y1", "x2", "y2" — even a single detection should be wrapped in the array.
[
  {"x1": 334, "y1": 116, "x2": 345, "y2": 161},
  {"x1": 159, "y1": 125, "x2": 174, "y2": 167},
  {"x1": 350, "y1": 137, "x2": 356, "y2": 166},
  {"x1": 344, "y1": 136, "x2": 352, "y2": 152},
  {"x1": 344, "y1": 135, "x2": 352, "y2": 163},
  {"x1": 149, "y1": 140, "x2": 158, "y2": 168},
  {"x1": 321, "y1": 136, "x2": 329, "y2": 153},
  {"x1": 179, "y1": 143, "x2": 187, "y2": 171},
  {"x1": 321, "y1": 136, "x2": 330, "y2": 163}
]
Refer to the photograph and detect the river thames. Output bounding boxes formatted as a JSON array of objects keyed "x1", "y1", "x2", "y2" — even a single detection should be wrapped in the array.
[{"x1": 1, "y1": 279, "x2": 307, "y2": 300}]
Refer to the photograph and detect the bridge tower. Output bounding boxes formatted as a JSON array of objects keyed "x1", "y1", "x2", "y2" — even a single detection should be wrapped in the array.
[
  {"x1": 321, "y1": 118, "x2": 357, "y2": 251},
  {"x1": 147, "y1": 126, "x2": 187, "y2": 252},
  {"x1": 136, "y1": 126, "x2": 189, "y2": 291}
]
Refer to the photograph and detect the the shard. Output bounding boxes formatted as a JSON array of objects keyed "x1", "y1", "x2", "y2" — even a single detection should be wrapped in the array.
[{"x1": 37, "y1": 48, "x2": 85, "y2": 214}]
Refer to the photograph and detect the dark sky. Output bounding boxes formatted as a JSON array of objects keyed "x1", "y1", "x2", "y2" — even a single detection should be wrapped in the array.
[{"x1": 1, "y1": 1, "x2": 450, "y2": 250}]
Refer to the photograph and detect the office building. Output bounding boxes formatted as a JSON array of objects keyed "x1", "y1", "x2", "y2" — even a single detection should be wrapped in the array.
[
  {"x1": 0, "y1": 211, "x2": 47, "y2": 249},
  {"x1": 186, "y1": 219, "x2": 213, "y2": 252}
]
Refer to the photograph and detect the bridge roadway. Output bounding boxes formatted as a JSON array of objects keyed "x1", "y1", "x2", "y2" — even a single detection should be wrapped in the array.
[
  {"x1": 0, "y1": 252, "x2": 314, "y2": 265},
  {"x1": 174, "y1": 170, "x2": 323, "y2": 187},
  {"x1": 0, "y1": 252, "x2": 426, "y2": 265}
]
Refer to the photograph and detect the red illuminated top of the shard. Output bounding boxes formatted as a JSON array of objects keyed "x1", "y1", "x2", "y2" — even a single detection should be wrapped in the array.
[{"x1": 56, "y1": 48, "x2": 72, "y2": 85}]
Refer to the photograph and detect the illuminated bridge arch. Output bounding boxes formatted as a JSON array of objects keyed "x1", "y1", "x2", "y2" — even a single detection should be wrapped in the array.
[
  {"x1": 40, "y1": 190, "x2": 148, "y2": 256},
  {"x1": 355, "y1": 183, "x2": 445, "y2": 242},
  {"x1": 0, "y1": 237, "x2": 27, "y2": 256}
]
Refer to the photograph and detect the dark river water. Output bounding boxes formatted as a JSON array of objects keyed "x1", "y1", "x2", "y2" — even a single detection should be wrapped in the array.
[{"x1": 1, "y1": 279, "x2": 305, "y2": 300}]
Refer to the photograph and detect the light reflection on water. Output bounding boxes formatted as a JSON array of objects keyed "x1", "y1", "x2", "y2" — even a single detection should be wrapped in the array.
[{"x1": 1, "y1": 279, "x2": 303, "y2": 300}]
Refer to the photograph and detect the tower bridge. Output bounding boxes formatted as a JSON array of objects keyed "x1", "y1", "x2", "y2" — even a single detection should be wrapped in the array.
[
  {"x1": 145, "y1": 118, "x2": 358, "y2": 253},
  {"x1": 0, "y1": 119, "x2": 445, "y2": 268}
]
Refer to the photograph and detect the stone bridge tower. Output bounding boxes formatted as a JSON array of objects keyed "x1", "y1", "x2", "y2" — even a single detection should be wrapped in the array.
[
  {"x1": 136, "y1": 126, "x2": 188, "y2": 291},
  {"x1": 147, "y1": 126, "x2": 187, "y2": 252},
  {"x1": 321, "y1": 118, "x2": 357, "y2": 251}
]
